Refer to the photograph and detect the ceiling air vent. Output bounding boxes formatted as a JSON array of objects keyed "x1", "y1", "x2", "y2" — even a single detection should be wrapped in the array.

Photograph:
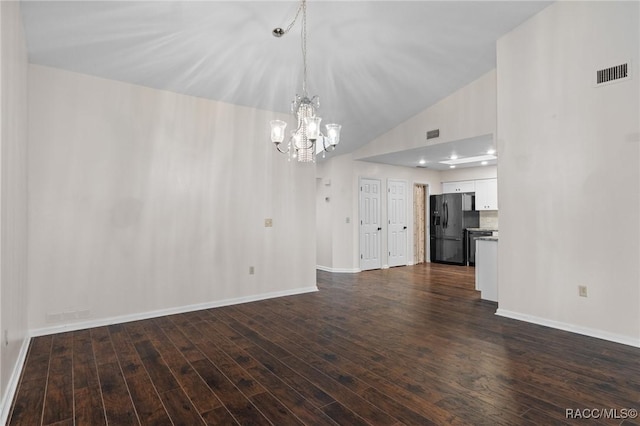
[
  {"x1": 596, "y1": 62, "x2": 630, "y2": 86},
  {"x1": 426, "y1": 129, "x2": 440, "y2": 140}
]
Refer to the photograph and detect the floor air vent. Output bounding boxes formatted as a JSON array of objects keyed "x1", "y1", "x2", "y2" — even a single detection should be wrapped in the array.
[{"x1": 596, "y1": 62, "x2": 630, "y2": 86}]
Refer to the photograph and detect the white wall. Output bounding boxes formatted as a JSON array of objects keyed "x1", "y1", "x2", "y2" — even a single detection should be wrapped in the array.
[
  {"x1": 353, "y1": 69, "x2": 496, "y2": 159},
  {"x1": 318, "y1": 68, "x2": 499, "y2": 272},
  {"x1": 351, "y1": 160, "x2": 441, "y2": 269},
  {"x1": 316, "y1": 178, "x2": 332, "y2": 268},
  {"x1": 316, "y1": 153, "x2": 441, "y2": 271},
  {"x1": 316, "y1": 154, "x2": 356, "y2": 272},
  {"x1": 28, "y1": 65, "x2": 317, "y2": 332},
  {"x1": 317, "y1": 67, "x2": 499, "y2": 271},
  {"x1": 496, "y1": 1, "x2": 639, "y2": 345},
  {"x1": 0, "y1": 0, "x2": 29, "y2": 419}
]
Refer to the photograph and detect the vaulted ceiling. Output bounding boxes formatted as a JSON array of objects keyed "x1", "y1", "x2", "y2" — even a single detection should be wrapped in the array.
[{"x1": 20, "y1": 1, "x2": 551, "y2": 157}]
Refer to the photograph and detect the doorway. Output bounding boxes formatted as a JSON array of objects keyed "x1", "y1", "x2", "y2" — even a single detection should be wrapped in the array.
[{"x1": 413, "y1": 184, "x2": 429, "y2": 264}]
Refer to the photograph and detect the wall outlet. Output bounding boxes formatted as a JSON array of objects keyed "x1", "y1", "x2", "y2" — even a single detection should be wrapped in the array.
[
  {"x1": 578, "y1": 285, "x2": 588, "y2": 297},
  {"x1": 264, "y1": 218, "x2": 273, "y2": 227},
  {"x1": 249, "y1": 266, "x2": 255, "y2": 275}
]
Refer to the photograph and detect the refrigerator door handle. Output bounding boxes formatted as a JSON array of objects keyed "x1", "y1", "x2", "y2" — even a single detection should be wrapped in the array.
[
  {"x1": 444, "y1": 201, "x2": 448, "y2": 228},
  {"x1": 443, "y1": 202, "x2": 446, "y2": 228},
  {"x1": 442, "y1": 202, "x2": 445, "y2": 228}
]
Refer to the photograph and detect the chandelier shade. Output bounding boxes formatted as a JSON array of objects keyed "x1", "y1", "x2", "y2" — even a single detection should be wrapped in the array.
[
  {"x1": 305, "y1": 117, "x2": 321, "y2": 141},
  {"x1": 270, "y1": 120, "x2": 287, "y2": 145},
  {"x1": 269, "y1": 0, "x2": 341, "y2": 162},
  {"x1": 325, "y1": 123, "x2": 342, "y2": 147}
]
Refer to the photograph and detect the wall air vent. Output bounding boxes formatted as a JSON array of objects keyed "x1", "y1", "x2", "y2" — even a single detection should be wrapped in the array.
[
  {"x1": 596, "y1": 62, "x2": 630, "y2": 86},
  {"x1": 426, "y1": 129, "x2": 440, "y2": 140}
]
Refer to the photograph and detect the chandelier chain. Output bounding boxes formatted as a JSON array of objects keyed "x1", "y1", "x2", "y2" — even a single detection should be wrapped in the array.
[
  {"x1": 281, "y1": 0, "x2": 304, "y2": 35},
  {"x1": 277, "y1": 0, "x2": 308, "y2": 96},
  {"x1": 301, "y1": 0, "x2": 307, "y2": 96}
]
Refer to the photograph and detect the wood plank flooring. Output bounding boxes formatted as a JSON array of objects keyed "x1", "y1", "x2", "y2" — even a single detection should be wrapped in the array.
[{"x1": 7, "y1": 263, "x2": 640, "y2": 425}]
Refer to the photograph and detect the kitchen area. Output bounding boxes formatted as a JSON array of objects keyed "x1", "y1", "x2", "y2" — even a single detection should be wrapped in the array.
[{"x1": 430, "y1": 177, "x2": 498, "y2": 303}]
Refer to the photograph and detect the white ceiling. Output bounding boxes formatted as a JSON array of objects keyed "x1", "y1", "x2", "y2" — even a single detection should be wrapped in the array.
[{"x1": 20, "y1": 1, "x2": 551, "y2": 163}]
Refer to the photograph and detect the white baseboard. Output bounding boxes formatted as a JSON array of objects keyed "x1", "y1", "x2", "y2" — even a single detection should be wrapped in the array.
[
  {"x1": 496, "y1": 308, "x2": 640, "y2": 348},
  {"x1": 316, "y1": 266, "x2": 361, "y2": 273},
  {"x1": 0, "y1": 336, "x2": 31, "y2": 425},
  {"x1": 30, "y1": 286, "x2": 318, "y2": 337}
]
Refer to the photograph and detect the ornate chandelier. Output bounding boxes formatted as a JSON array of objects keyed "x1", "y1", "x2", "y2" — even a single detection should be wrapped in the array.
[{"x1": 269, "y1": 0, "x2": 341, "y2": 162}]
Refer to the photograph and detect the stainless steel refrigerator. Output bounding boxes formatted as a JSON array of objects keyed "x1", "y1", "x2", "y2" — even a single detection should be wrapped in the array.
[{"x1": 430, "y1": 193, "x2": 479, "y2": 265}]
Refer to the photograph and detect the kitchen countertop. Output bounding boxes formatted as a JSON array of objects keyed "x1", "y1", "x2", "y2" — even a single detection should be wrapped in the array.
[
  {"x1": 477, "y1": 236, "x2": 499, "y2": 242},
  {"x1": 466, "y1": 228, "x2": 499, "y2": 232}
]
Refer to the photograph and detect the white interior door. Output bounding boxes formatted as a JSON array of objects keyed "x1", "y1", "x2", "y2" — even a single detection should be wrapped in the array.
[
  {"x1": 388, "y1": 179, "x2": 407, "y2": 267},
  {"x1": 359, "y1": 178, "x2": 381, "y2": 271}
]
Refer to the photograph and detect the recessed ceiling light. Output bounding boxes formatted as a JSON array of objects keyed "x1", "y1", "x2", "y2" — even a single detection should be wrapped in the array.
[
  {"x1": 481, "y1": 161, "x2": 488, "y2": 166},
  {"x1": 450, "y1": 154, "x2": 458, "y2": 160},
  {"x1": 449, "y1": 165, "x2": 456, "y2": 169},
  {"x1": 419, "y1": 159, "x2": 426, "y2": 165},
  {"x1": 487, "y1": 149, "x2": 496, "y2": 155},
  {"x1": 440, "y1": 154, "x2": 497, "y2": 165}
]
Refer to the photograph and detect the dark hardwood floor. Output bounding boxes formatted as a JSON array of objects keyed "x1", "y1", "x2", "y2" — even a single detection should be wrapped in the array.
[{"x1": 7, "y1": 263, "x2": 640, "y2": 425}]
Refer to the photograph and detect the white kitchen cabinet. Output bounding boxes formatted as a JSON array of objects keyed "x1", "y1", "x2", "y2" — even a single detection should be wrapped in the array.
[
  {"x1": 475, "y1": 178, "x2": 498, "y2": 210},
  {"x1": 442, "y1": 180, "x2": 475, "y2": 194}
]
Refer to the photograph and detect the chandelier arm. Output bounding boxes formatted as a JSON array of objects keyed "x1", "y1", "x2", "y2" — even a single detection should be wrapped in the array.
[
  {"x1": 275, "y1": 143, "x2": 290, "y2": 154},
  {"x1": 321, "y1": 136, "x2": 329, "y2": 152}
]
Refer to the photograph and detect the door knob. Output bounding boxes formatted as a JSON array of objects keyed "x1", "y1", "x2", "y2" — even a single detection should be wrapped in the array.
[
  {"x1": 403, "y1": 226, "x2": 407, "y2": 230},
  {"x1": 377, "y1": 227, "x2": 382, "y2": 231}
]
